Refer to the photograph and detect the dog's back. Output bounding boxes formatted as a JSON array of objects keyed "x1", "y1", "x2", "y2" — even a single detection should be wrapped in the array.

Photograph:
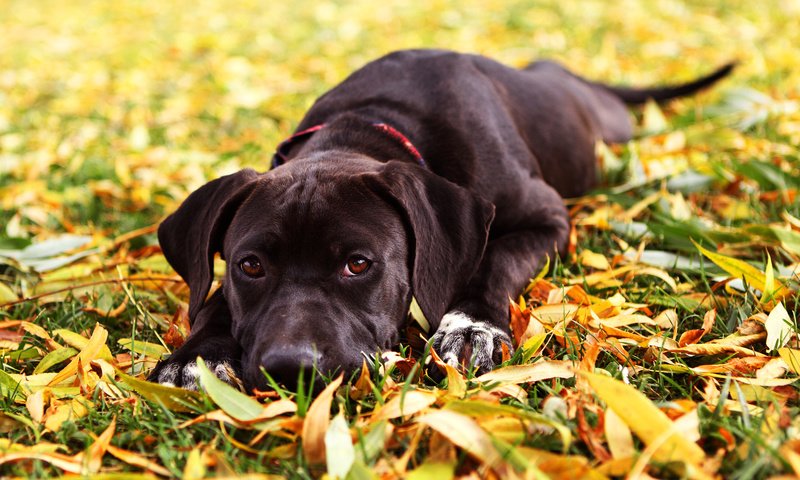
[{"x1": 287, "y1": 49, "x2": 732, "y2": 199}]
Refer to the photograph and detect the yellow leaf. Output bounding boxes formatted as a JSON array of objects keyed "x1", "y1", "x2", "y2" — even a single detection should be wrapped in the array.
[
  {"x1": 0, "y1": 282, "x2": 17, "y2": 303},
  {"x1": 642, "y1": 99, "x2": 669, "y2": 133},
  {"x1": 579, "y1": 250, "x2": 610, "y2": 270},
  {"x1": 444, "y1": 363, "x2": 466, "y2": 398},
  {"x1": 530, "y1": 304, "x2": 579, "y2": 325},
  {"x1": 49, "y1": 324, "x2": 110, "y2": 386},
  {"x1": 633, "y1": 266, "x2": 678, "y2": 291},
  {"x1": 117, "y1": 370, "x2": 202, "y2": 412},
  {"x1": 409, "y1": 296, "x2": 430, "y2": 333},
  {"x1": 416, "y1": 410, "x2": 504, "y2": 469},
  {"x1": 406, "y1": 461, "x2": 455, "y2": 480},
  {"x1": 83, "y1": 417, "x2": 115, "y2": 474},
  {"x1": 764, "y1": 252, "x2": 775, "y2": 301},
  {"x1": 25, "y1": 388, "x2": 50, "y2": 424},
  {"x1": 778, "y1": 348, "x2": 800, "y2": 374},
  {"x1": 117, "y1": 338, "x2": 168, "y2": 358},
  {"x1": 183, "y1": 448, "x2": 207, "y2": 480},
  {"x1": 475, "y1": 360, "x2": 574, "y2": 385},
  {"x1": 595, "y1": 313, "x2": 657, "y2": 329},
  {"x1": 53, "y1": 329, "x2": 91, "y2": 350},
  {"x1": 43, "y1": 397, "x2": 92, "y2": 432},
  {"x1": 581, "y1": 372, "x2": 705, "y2": 468},
  {"x1": 372, "y1": 390, "x2": 438, "y2": 421},
  {"x1": 693, "y1": 240, "x2": 766, "y2": 292},
  {"x1": 302, "y1": 374, "x2": 343, "y2": 466},
  {"x1": 604, "y1": 408, "x2": 634, "y2": 460}
]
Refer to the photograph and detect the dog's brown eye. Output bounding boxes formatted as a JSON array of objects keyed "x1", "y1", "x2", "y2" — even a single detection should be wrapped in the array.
[
  {"x1": 343, "y1": 256, "x2": 371, "y2": 277},
  {"x1": 239, "y1": 256, "x2": 265, "y2": 278}
]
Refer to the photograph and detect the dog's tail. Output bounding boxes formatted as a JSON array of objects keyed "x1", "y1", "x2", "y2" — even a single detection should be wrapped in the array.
[{"x1": 601, "y1": 62, "x2": 736, "y2": 105}]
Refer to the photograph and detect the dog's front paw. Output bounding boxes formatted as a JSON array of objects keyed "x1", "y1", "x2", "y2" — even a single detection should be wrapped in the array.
[
  {"x1": 149, "y1": 357, "x2": 244, "y2": 391},
  {"x1": 431, "y1": 311, "x2": 513, "y2": 374}
]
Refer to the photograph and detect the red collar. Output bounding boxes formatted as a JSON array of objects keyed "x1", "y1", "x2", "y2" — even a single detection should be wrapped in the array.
[{"x1": 271, "y1": 122, "x2": 426, "y2": 169}]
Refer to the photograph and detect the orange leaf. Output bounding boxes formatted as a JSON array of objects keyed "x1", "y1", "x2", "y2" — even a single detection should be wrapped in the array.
[
  {"x1": 82, "y1": 417, "x2": 116, "y2": 474},
  {"x1": 301, "y1": 375, "x2": 343, "y2": 466},
  {"x1": 508, "y1": 299, "x2": 530, "y2": 346},
  {"x1": 678, "y1": 329, "x2": 706, "y2": 347}
]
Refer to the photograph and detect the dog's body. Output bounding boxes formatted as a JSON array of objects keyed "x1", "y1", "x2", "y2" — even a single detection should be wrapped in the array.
[{"x1": 150, "y1": 49, "x2": 732, "y2": 390}]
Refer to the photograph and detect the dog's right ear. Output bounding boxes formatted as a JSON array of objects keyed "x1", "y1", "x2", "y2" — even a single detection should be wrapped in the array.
[{"x1": 158, "y1": 169, "x2": 260, "y2": 322}]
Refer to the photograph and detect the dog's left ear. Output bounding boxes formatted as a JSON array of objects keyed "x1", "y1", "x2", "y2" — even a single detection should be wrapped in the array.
[
  {"x1": 364, "y1": 161, "x2": 495, "y2": 324},
  {"x1": 158, "y1": 169, "x2": 260, "y2": 322}
]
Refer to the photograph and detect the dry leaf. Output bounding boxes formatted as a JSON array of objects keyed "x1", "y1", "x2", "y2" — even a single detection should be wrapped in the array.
[{"x1": 302, "y1": 375, "x2": 343, "y2": 466}]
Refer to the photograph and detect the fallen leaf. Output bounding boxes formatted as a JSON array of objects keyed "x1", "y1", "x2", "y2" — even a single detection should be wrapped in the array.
[
  {"x1": 766, "y1": 302, "x2": 794, "y2": 351},
  {"x1": 372, "y1": 390, "x2": 438, "y2": 421},
  {"x1": 302, "y1": 374, "x2": 343, "y2": 466},
  {"x1": 581, "y1": 372, "x2": 705, "y2": 468},
  {"x1": 417, "y1": 410, "x2": 504, "y2": 470},
  {"x1": 325, "y1": 413, "x2": 355, "y2": 479},
  {"x1": 118, "y1": 370, "x2": 202, "y2": 412},
  {"x1": 196, "y1": 357, "x2": 263, "y2": 422},
  {"x1": 604, "y1": 408, "x2": 634, "y2": 460},
  {"x1": 476, "y1": 360, "x2": 574, "y2": 384}
]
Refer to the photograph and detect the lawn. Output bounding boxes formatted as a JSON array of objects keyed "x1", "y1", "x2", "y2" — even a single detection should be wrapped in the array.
[{"x1": 1, "y1": 0, "x2": 799, "y2": 478}]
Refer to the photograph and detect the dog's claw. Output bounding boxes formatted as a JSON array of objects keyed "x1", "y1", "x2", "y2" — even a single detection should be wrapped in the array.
[{"x1": 432, "y1": 311, "x2": 513, "y2": 374}]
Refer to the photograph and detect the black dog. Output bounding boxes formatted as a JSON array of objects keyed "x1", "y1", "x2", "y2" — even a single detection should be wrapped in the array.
[{"x1": 149, "y1": 49, "x2": 732, "y2": 390}]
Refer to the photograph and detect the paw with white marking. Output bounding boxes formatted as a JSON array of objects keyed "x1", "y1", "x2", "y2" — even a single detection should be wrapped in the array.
[
  {"x1": 431, "y1": 311, "x2": 513, "y2": 374},
  {"x1": 150, "y1": 358, "x2": 244, "y2": 391}
]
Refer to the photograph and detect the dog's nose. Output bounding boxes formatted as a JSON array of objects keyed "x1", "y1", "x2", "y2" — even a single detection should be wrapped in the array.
[{"x1": 260, "y1": 348, "x2": 321, "y2": 391}]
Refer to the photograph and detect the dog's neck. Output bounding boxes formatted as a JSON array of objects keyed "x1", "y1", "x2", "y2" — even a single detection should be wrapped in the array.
[{"x1": 272, "y1": 114, "x2": 426, "y2": 169}]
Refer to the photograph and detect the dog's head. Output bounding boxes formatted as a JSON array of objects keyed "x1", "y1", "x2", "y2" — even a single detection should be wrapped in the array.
[{"x1": 158, "y1": 156, "x2": 494, "y2": 389}]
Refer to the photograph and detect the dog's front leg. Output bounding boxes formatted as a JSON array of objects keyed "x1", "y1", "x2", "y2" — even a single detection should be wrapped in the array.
[
  {"x1": 148, "y1": 289, "x2": 244, "y2": 390},
  {"x1": 432, "y1": 178, "x2": 570, "y2": 373}
]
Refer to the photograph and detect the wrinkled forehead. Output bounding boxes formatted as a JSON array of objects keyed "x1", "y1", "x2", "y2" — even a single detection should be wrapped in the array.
[{"x1": 224, "y1": 164, "x2": 405, "y2": 253}]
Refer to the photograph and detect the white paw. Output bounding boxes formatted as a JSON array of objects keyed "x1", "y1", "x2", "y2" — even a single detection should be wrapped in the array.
[
  {"x1": 155, "y1": 360, "x2": 243, "y2": 391},
  {"x1": 432, "y1": 311, "x2": 513, "y2": 373}
]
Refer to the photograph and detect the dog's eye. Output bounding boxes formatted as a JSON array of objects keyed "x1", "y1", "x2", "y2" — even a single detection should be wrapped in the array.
[
  {"x1": 343, "y1": 256, "x2": 371, "y2": 277},
  {"x1": 239, "y1": 256, "x2": 265, "y2": 278}
]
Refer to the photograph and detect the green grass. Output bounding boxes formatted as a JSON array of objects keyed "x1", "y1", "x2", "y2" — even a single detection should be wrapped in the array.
[{"x1": 1, "y1": 0, "x2": 800, "y2": 478}]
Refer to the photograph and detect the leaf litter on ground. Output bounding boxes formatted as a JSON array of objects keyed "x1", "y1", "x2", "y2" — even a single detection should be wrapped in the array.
[{"x1": 1, "y1": 0, "x2": 800, "y2": 478}]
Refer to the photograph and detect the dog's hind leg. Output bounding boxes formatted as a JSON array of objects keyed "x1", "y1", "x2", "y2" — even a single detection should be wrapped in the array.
[
  {"x1": 148, "y1": 289, "x2": 244, "y2": 390},
  {"x1": 432, "y1": 176, "x2": 570, "y2": 374}
]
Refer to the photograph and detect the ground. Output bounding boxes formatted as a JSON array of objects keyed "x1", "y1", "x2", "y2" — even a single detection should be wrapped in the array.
[{"x1": 1, "y1": 0, "x2": 799, "y2": 478}]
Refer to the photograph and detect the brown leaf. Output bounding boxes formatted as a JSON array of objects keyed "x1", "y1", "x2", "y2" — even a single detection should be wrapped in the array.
[
  {"x1": 702, "y1": 309, "x2": 717, "y2": 334},
  {"x1": 81, "y1": 416, "x2": 116, "y2": 474},
  {"x1": 668, "y1": 343, "x2": 767, "y2": 357},
  {"x1": 301, "y1": 374, "x2": 343, "y2": 466}
]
